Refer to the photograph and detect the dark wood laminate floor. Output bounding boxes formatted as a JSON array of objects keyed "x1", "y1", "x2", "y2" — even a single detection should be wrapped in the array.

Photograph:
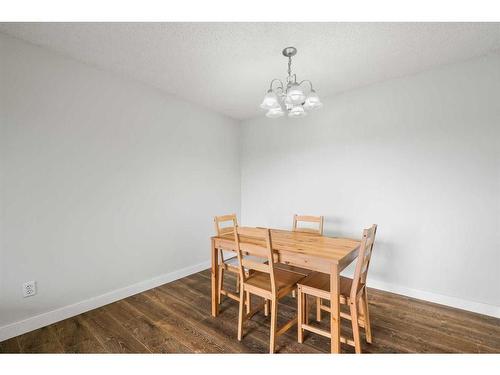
[{"x1": 1, "y1": 269, "x2": 499, "y2": 353}]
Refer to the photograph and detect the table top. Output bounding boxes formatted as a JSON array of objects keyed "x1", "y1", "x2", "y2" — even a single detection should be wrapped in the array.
[{"x1": 213, "y1": 228, "x2": 360, "y2": 263}]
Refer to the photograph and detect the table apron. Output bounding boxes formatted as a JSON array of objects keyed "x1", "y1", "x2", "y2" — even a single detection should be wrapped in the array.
[{"x1": 214, "y1": 238, "x2": 347, "y2": 274}]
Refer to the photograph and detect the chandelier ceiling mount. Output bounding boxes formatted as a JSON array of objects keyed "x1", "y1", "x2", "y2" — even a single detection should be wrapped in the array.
[{"x1": 282, "y1": 46, "x2": 297, "y2": 58}]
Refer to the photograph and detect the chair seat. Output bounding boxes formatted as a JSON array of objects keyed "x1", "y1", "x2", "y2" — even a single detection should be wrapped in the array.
[
  {"x1": 245, "y1": 268, "x2": 305, "y2": 294},
  {"x1": 274, "y1": 263, "x2": 315, "y2": 276},
  {"x1": 223, "y1": 255, "x2": 239, "y2": 266},
  {"x1": 297, "y1": 272, "x2": 363, "y2": 300}
]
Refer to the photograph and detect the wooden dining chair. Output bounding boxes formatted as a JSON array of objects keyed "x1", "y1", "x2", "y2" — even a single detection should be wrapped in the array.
[
  {"x1": 214, "y1": 214, "x2": 242, "y2": 305},
  {"x1": 276, "y1": 214, "x2": 324, "y2": 298},
  {"x1": 214, "y1": 215, "x2": 268, "y2": 313},
  {"x1": 292, "y1": 214, "x2": 324, "y2": 235},
  {"x1": 296, "y1": 224, "x2": 377, "y2": 353},
  {"x1": 234, "y1": 226, "x2": 306, "y2": 353}
]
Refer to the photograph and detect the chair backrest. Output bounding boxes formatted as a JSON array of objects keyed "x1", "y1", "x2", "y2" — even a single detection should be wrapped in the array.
[
  {"x1": 293, "y1": 214, "x2": 324, "y2": 235},
  {"x1": 214, "y1": 214, "x2": 238, "y2": 236},
  {"x1": 233, "y1": 226, "x2": 278, "y2": 294},
  {"x1": 350, "y1": 224, "x2": 378, "y2": 300}
]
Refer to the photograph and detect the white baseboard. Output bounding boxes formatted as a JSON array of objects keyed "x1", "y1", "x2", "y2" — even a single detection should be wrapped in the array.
[
  {"x1": 0, "y1": 260, "x2": 211, "y2": 342},
  {"x1": 368, "y1": 278, "x2": 500, "y2": 318}
]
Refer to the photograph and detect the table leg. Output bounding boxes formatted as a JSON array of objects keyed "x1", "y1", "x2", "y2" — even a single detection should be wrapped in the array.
[
  {"x1": 211, "y1": 238, "x2": 219, "y2": 317},
  {"x1": 330, "y1": 263, "x2": 340, "y2": 353}
]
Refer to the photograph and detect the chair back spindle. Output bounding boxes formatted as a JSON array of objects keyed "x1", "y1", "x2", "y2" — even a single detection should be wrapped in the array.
[
  {"x1": 350, "y1": 224, "x2": 377, "y2": 301},
  {"x1": 214, "y1": 214, "x2": 238, "y2": 262},
  {"x1": 214, "y1": 214, "x2": 238, "y2": 236},
  {"x1": 234, "y1": 226, "x2": 277, "y2": 295},
  {"x1": 293, "y1": 214, "x2": 324, "y2": 235}
]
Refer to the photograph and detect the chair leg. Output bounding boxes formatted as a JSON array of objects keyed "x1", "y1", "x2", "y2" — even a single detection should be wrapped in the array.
[
  {"x1": 297, "y1": 288, "x2": 303, "y2": 344},
  {"x1": 269, "y1": 299, "x2": 278, "y2": 354},
  {"x1": 350, "y1": 302, "x2": 362, "y2": 354},
  {"x1": 316, "y1": 297, "x2": 321, "y2": 321},
  {"x1": 304, "y1": 294, "x2": 309, "y2": 324},
  {"x1": 218, "y1": 267, "x2": 224, "y2": 305},
  {"x1": 246, "y1": 291, "x2": 251, "y2": 314},
  {"x1": 237, "y1": 287, "x2": 245, "y2": 341},
  {"x1": 362, "y1": 289, "x2": 372, "y2": 343}
]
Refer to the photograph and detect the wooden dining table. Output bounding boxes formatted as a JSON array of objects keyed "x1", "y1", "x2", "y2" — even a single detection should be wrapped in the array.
[{"x1": 210, "y1": 228, "x2": 361, "y2": 354}]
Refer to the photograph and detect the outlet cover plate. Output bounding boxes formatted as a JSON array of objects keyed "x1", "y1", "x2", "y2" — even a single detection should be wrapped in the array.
[{"x1": 23, "y1": 281, "x2": 37, "y2": 297}]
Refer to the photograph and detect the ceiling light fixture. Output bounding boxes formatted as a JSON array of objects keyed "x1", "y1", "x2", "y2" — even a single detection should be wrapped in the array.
[{"x1": 260, "y1": 47, "x2": 323, "y2": 118}]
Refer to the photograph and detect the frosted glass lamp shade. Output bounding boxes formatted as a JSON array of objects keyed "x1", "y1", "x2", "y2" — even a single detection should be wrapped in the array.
[
  {"x1": 260, "y1": 90, "x2": 280, "y2": 109},
  {"x1": 304, "y1": 90, "x2": 323, "y2": 110},
  {"x1": 286, "y1": 84, "x2": 306, "y2": 105},
  {"x1": 288, "y1": 105, "x2": 307, "y2": 118},
  {"x1": 266, "y1": 107, "x2": 284, "y2": 118}
]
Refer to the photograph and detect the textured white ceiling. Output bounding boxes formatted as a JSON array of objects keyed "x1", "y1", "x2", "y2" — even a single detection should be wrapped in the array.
[{"x1": 1, "y1": 23, "x2": 500, "y2": 120}]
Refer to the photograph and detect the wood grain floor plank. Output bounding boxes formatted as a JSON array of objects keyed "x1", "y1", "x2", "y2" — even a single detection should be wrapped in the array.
[
  {"x1": 16, "y1": 326, "x2": 64, "y2": 353},
  {"x1": 122, "y1": 296, "x2": 227, "y2": 354},
  {"x1": 52, "y1": 315, "x2": 107, "y2": 353},
  {"x1": 105, "y1": 300, "x2": 192, "y2": 353},
  {"x1": 79, "y1": 308, "x2": 150, "y2": 353},
  {"x1": 0, "y1": 337, "x2": 21, "y2": 353}
]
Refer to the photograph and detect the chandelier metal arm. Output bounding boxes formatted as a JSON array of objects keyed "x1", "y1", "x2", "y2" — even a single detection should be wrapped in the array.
[
  {"x1": 268, "y1": 78, "x2": 285, "y2": 92},
  {"x1": 297, "y1": 79, "x2": 315, "y2": 92}
]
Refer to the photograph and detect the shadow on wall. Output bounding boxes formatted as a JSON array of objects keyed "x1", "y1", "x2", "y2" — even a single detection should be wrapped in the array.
[
  {"x1": 322, "y1": 215, "x2": 345, "y2": 237},
  {"x1": 365, "y1": 239, "x2": 398, "y2": 281},
  {"x1": 339, "y1": 237, "x2": 398, "y2": 283}
]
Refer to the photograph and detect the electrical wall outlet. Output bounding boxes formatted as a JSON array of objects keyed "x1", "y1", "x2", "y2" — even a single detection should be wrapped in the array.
[{"x1": 22, "y1": 281, "x2": 37, "y2": 297}]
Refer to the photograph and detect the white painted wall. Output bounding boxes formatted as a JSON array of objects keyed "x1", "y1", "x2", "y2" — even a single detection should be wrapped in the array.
[
  {"x1": 1, "y1": 32, "x2": 499, "y2": 342},
  {"x1": 0, "y1": 34, "x2": 241, "y2": 333},
  {"x1": 241, "y1": 53, "x2": 500, "y2": 316}
]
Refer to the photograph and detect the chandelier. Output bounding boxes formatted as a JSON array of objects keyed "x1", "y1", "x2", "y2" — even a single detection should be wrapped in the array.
[{"x1": 260, "y1": 46, "x2": 323, "y2": 118}]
